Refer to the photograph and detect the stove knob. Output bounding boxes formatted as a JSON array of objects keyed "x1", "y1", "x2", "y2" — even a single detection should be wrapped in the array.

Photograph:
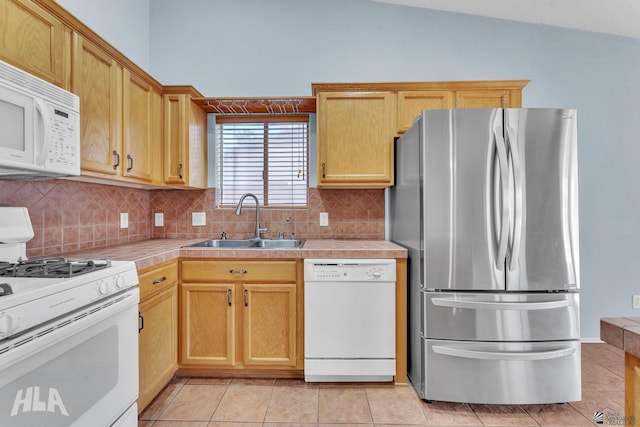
[
  {"x1": 0, "y1": 314, "x2": 19, "y2": 336},
  {"x1": 114, "y1": 275, "x2": 125, "y2": 289},
  {"x1": 97, "y1": 280, "x2": 110, "y2": 296}
]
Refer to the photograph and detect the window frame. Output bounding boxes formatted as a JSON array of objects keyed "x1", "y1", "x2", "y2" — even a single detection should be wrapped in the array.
[{"x1": 215, "y1": 114, "x2": 309, "y2": 209}]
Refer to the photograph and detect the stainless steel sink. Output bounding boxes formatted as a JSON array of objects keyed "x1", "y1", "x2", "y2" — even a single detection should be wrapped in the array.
[
  {"x1": 249, "y1": 239, "x2": 305, "y2": 249},
  {"x1": 187, "y1": 239, "x2": 252, "y2": 248},
  {"x1": 185, "y1": 239, "x2": 304, "y2": 249}
]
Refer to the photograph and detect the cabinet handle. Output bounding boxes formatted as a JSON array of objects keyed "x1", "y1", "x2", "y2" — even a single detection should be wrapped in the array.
[
  {"x1": 126, "y1": 154, "x2": 133, "y2": 172},
  {"x1": 321, "y1": 162, "x2": 326, "y2": 179},
  {"x1": 112, "y1": 150, "x2": 120, "y2": 170},
  {"x1": 244, "y1": 289, "x2": 249, "y2": 307},
  {"x1": 229, "y1": 269, "x2": 247, "y2": 274},
  {"x1": 178, "y1": 163, "x2": 184, "y2": 180},
  {"x1": 138, "y1": 312, "x2": 144, "y2": 333},
  {"x1": 227, "y1": 288, "x2": 232, "y2": 306},
  {"x1": 152, "y1": 276, "x2": 167, "y2": 285}
]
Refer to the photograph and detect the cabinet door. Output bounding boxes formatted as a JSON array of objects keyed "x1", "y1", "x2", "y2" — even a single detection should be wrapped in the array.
[
  {"x1": 123, "y1": 69, "x2": 158, "y2": 182},
  {"x1": 397, "y1": 90, "x2": 453, "y2": 134},
  {"x1": 163, "y1": 94, "x2": 188, "y2": 185},
  {"x1": 242, "y1": 283, "x2": 297, "y2": 367},
  {"x1": 138, "y1": 285, "x2": 178, "y2": 412},
  {"x1": 180, "y1": 283, "x2": 235, "y2": 366},
  {"x1": 72, "y1": 33, "x2": 121, "y2": 176},
  {"x1": 162, "y1": 93, "x2": 208, "y2": 188},
  {"x1": 0, "y1": 0, "x2": 69, "y2": 87},
  {"x1": 455, "y1": 89, "x2": 512, "y2": 109},
  {"x1": 317, "y1": 92, "x2": 396, "y2": 188}
]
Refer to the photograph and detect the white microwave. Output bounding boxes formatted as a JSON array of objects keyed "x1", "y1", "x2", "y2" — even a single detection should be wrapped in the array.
[{"x1": 0, "y1": 60, "x2": 80, "y2": 180}]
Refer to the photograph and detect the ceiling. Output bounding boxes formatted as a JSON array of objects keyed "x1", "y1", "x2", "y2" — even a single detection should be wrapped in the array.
[{"x1": 372, "y1": 0, "x2": 640, "y2": 39}]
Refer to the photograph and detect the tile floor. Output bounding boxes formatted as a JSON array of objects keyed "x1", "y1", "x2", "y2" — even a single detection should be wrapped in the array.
[{"x1": 139, "y1": 343, "x2": 625, "y2": 426}]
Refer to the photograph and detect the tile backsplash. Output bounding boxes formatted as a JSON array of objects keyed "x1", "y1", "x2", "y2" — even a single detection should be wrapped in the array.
[{"x1": 0, "y1": 180, "x2": 385, "y2": 257}]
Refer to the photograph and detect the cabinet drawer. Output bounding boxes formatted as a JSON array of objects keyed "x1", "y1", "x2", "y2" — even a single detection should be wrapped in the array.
[
  {"x1": 181, "y1": 260, "x2": 296, "y2": 283},
  {"x1": 139, "y1": 261, "x2": 178, "y2": 300},
  {"x1": 425, "y1": 339, "x2": 581, "y2": 404}
]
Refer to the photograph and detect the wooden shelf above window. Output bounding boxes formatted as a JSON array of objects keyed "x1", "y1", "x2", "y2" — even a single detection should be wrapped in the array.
[{"x1": 193, "y1": 97, "x2": 316, "y2": 115}]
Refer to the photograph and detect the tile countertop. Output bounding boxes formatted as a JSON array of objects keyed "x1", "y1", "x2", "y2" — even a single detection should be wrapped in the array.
[
  {"x1": 62, "y1": 239, "x2": 408, "y2": 271},
  {"x1": 600, "y1": 317, "x2": 640, "y2": 358}
]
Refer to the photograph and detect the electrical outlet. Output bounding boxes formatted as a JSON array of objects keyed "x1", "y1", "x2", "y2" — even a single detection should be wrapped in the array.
[
  {"x1": 192, "y1": 212, "x2": 206, "y2": 226},
  {"x1": 154, "y1": 212, "x2": 164, "y2": 227},
  {"x1": 633, "y1": 295, "x2": 640, "y2": 309},
  {"x1": 319, "y1": 212, "x2": 329, "y2": 227},
  {"x1": 120, "y1": 212, "x2": 128, "y2": 229}
]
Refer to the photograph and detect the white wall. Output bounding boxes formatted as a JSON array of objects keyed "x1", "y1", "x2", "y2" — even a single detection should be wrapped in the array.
[
  {"x1": 55, "y1": 0, "x2": 151, "y2": 72},
  {"x1": 148, "y1": 0, "x2": 640, "y2": 339},
  {"x1": 55, "y1": 0, "x2": 640, "y2": 339}
]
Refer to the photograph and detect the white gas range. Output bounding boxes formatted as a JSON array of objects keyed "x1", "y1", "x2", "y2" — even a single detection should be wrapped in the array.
[{"x1": 0, "y1": 207, "x2": 139, "y2": 427}]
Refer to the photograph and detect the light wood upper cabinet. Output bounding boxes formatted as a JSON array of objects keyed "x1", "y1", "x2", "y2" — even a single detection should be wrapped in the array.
[
  {"x1": 72, "y1": 32, "x2": 162, "y2": 185},
  {"x1": 316, "y1": 92, "x2": 396, "y2": 188},
  {"x1": 137, "y1": 260, "x2": 179, "y2": 413},
  {"x1": 455, "y1": 89, "x2": 514, "y2": 109},
  {"x1": 179, "y1": 260, "x2": 301, "y2": 371},
  {"x1": 123, "y1": 69, "x2": 161, "y2": 183},
  {"x1": 397, "y1": 90, "x2": 454, "y2": 134},
  {"x1": 72, "y1": 33, "x2": 121, "y2": 176},
  {"x1": 0, "y1": 0, "x2": 70, "y2": 88},
  {"x1": 314, "y1": 81, "x2": 528, "y2": 188},
  {"x1": 162, "y1": 88, "x2": 208, "y2": 189}
]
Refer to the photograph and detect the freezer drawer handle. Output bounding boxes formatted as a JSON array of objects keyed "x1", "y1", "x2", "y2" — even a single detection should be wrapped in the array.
[
  {"x1": 432, "y1": 345, "x2": 576, "y2": 361},
  {"x1": 431, "y1": 298, "x2": 574, "y2": 311}
]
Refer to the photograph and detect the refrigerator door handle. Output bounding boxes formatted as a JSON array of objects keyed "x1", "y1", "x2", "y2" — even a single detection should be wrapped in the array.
[
  {"x1": 431, "y1": 297, "x2": 575, "y2": 311},
  {"x1": 492, "y1": 120, "x2": 510, "y2": 271},
  {"x1": 432, "y1": 345, "x2": 576, "y2": 361},
  {"x1": 505, "y1": 117, "x2": 523, "y2": 272}
]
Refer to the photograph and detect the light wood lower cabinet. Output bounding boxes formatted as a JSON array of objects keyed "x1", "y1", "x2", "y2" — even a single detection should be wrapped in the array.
[
  {"x1": 137, "y1": 261, "x2": 178, "y2": 413},
  {"x1": 179, "y1": 260, "x2": 302, "y2": 373}
]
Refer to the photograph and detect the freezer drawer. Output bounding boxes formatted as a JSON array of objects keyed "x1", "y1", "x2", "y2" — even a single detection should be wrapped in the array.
[
  {"x1": 424, "y1": 292, "x2": 579, "y2": 341},
  {"x1": 424, "y1": 339, "x2": 581, "y2": 404}
]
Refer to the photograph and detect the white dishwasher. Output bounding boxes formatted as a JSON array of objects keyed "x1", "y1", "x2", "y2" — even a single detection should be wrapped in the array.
[{"x1": 304, "y1": 258, "x2": 396, "y2": 382}]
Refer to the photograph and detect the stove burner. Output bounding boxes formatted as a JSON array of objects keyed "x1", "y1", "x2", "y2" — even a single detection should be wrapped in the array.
[
  {"x1": 0, "y1": 283, "x2": 13, "y2": 297},
  {"x1": 0, "y1": 257, "x2": 112, "y2": 278}
]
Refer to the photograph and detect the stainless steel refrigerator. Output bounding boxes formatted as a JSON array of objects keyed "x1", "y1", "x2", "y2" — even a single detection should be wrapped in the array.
[{"x1": 388, "y1": 108, "x2": 580, "y2": 404}]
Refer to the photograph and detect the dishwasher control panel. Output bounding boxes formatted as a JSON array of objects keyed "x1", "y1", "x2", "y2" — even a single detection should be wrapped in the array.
[{"x1": 304, "y1": 259, "x2": 396, "y2": 282}]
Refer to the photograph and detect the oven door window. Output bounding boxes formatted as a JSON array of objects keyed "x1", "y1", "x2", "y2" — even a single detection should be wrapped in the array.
[
  {"x1": 0, "y1": 297, "x2": 138, "y2": 427},
  {"x1": 0, "y1": 85, "x2": 34, "y2": 163}
]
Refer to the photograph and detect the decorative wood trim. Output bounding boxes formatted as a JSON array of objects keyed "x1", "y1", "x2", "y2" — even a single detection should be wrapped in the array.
[
  {"x1": 395, "y1": 258, "x2": 408, "y2": 384},
  {"x1": 312, "y1": 80, "x2": 530, "y2": 95},
  {"x1": 162, "y1": 85, "x2": 204, "y2": 98}
]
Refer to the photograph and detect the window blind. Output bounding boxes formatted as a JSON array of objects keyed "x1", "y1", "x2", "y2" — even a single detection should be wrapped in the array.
[{"x1": 216, "y1": 115, "x2": 308, "y2": 208}]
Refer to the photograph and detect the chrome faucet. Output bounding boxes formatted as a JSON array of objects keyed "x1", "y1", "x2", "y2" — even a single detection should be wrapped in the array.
[{"x1": 234, "y1": 193, "x2": 266, "y2": 240}]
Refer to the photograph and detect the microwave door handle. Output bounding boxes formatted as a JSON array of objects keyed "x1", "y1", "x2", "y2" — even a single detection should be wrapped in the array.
[{"x1": 34, "y1": 99, "x2": 51, "y2": 166}]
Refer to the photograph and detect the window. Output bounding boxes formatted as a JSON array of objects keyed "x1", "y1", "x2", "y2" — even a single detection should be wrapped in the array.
[{"x1": 215, "y1": 115, "x2": 308, "y2": 208}]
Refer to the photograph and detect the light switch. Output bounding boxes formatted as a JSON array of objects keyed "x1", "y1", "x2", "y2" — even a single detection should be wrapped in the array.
[
  {"x1": 154, "y1": 212, "x2": 164, "y2": 227},
  {"x1": 192, "y1": 212, "x2": 206, "y2": 226},
  {"x1": 120, "y1": 212, "x2": 128, "y2": 229},
  {"x1": 320, "y1": 212, "x2": 329, "y2": 227}
]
